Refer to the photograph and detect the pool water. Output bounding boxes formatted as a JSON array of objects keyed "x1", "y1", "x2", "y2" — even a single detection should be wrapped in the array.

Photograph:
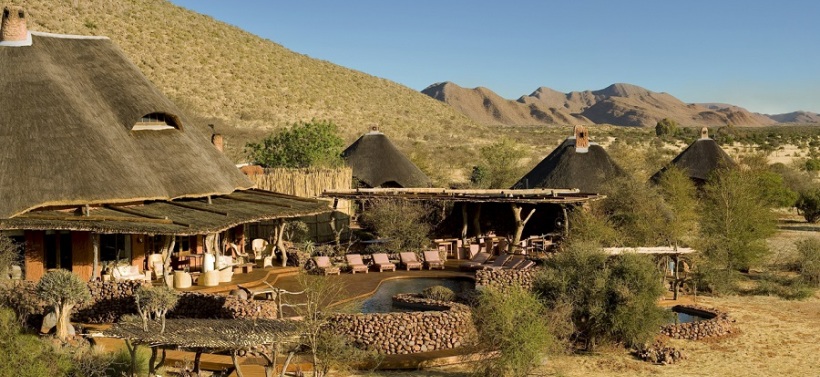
[
  {"x1": 359, "y1": 278, "x2": 474, "y2": 313},
  {"x1": 668, "y1": 309, "x2": 710, "y2": 324}
]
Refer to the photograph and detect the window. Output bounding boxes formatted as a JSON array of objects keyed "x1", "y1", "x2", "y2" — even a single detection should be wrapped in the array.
[
  {"x1": 100, "y1": 234, "x2": 131, "y2": 263},
  {"x1": 44, "y1": 231, "x2": 72, "y2": 270},
  {"x1": 132, "y1": 112, "x2": 181, "y2": 131}
]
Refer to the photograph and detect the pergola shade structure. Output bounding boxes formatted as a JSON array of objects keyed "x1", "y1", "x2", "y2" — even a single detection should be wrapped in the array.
[{"x1": 323, "y1": 188, "x2": 604, "y2": 252}]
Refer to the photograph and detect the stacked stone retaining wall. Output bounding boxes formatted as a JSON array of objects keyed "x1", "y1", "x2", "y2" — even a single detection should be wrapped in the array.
[
  {"x1": 66, "y1": 281, "x2": 277, "y2": 323},
  {"x1": 661, "y1": 305, "x2": 733, "y2": 340},
  {"x1": 330, "y1": 294, "x2": 476, "y2": 354},
  {"x1": 475, "y1": 268, "x2": 540, "y2": 291}
]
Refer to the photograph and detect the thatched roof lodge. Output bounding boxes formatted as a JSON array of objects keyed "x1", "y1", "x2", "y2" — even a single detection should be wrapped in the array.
[
  {"x1": 0, "y1": 8, "x2": 329, "y2": 281},
  {"x1": 512, "y1": 126, "x2": 625, "y2": 193},
  {"x1": 342, "y1": 127, "x2": 432, "y2": 188},
  {"x1": 651, "y1": 127, "x2": 736, "y2": 184}
]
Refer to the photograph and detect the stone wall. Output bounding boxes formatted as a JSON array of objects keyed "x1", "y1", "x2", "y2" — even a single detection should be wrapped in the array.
[
  {"x1": 329, "y1": 295, "x2": 476, "y2": 355},
  {"x1": 661, "y1": 305, "x2": 733, "y2": 340},
  {"x1": 69, "y1": 281, "x2": 277, "y2": 323},
  {"x1": 475, "y1": 268, "x2": 540, "y2": 291}
]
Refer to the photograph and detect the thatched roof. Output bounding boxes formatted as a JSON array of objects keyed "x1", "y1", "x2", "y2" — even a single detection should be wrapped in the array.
[
  {"x1": 341, "y1": 130, "x2": 431, "y2": 188},
  {"x1": 99, "y1": 317, "x2": 299, "y2": 349},
  {"x1": 0, "y1": 189, "x2": 330, "y2": 235},
  {"x1": 651, "y1": 137, "x2": 736, "y2": 183},
  {"x1": 0, "y1": 32, "x2": 252, "y2": 219},
  {"x1": 512, "y1": 138, "x2": 625, "y2": 193}
]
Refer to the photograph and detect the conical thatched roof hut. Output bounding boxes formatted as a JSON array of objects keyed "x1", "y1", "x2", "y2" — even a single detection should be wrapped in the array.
[
  {"x1": 342, "y1": 128, "x2": 431, "y2": 188},
  {"x1": 0, "y1": 30, "x2": 252, "y2": 219},
  {"x1": 651, "y1": 128, "x2": 736, "y2": 183},
  {"x1": 512, "y1": 126, "x2": 625, "y2": 193}
]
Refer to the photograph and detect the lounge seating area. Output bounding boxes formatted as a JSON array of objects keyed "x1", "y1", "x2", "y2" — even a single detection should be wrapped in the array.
[{"x1": 399, "y1": 252, "x2": 423, "y2": 271}]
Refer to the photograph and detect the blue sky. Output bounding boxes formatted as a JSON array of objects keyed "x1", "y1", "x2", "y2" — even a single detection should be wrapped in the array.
[{"x1": 171, "y1": 0, "x2": 820, "y2": 114}]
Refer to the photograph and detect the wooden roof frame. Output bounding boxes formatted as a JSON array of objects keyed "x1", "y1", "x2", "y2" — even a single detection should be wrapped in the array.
[{"x1": 322, "y1": 188, "x2": 604, "y2": 204}]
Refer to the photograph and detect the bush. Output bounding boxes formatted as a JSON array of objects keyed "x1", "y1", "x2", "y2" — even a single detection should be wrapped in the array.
[
  {"x1": 472, "y1": 285, "x2": 559, "y2": 377},
  {"x1": 245, "y1": 120, "x2": 344, "y2": 168},
  {"x1": 135, "y1": 285, "x2": 179, "y2": 333},
  {"x1": 358, "y1": 200, "x2": 431, "y2": 252},
  {"x1": 471, "y1": 138, "x2": 526, "y2": 189},
  {"x1": 796, "y1": 189, "x2": 820, "y2": 223},
  {"x1": 795, "y1": 238, "x2": 820, "y2": 286},
  {"x1": 421, "y1": 285, "x2": 455, "y2": 302},
  {"x1": 0, "y1": 308, "x2": 73, "y2": 377},
  {"x1": 0, "y1": 280, "x2": 45, "y2": 326},
  {"x1": 0, "y1": 236, "x2": 20, "y2": 280},
  {"x1": 534, "y1": 242, "x2": 669, "y2": 350}
]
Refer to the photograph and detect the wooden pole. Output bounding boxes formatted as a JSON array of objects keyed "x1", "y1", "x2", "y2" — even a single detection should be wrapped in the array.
[
  {"x1": 91, "y1": 233, "x2": 99, "y2": 282},
  {"x1": 673, "y1": 254, "x2": 680, "y2": 300}
]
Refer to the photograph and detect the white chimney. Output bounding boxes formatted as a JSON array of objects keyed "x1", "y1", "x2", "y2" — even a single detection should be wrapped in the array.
[{"x1": 1, "y1": 6, "x2": 29, "y2": 43}]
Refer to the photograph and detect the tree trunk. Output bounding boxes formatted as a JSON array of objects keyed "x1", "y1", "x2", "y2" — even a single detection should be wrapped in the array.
[
  {"x1": 161, "y1": 236, "x2": 176, "y2": 288},
  {"x1": 55, "y1": 303, "x2": 74, "y2": 341},
  {"x1": 510, "y1": 204, "x2": 536, "y2": 253},
  {"x1": 126, "y1": 340, "x2": 138, "y2": 377},
  {"x1": 275, "y1": 220, "x2": 287, "y2": 267},
  {"x1": 91, "y1": 233, "x2": 100, "y2": 281},
  {"x1": 472, "y1": 203, "x2": 482, "y2": 240},
  {"x1": 460, "y1": 204, "x2": 468, "y2": 248}
]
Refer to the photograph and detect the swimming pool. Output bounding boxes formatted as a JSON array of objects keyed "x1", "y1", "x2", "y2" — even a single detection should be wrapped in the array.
[{"x1": 359, "y1": 277, "x2": 474, "y2": 313}]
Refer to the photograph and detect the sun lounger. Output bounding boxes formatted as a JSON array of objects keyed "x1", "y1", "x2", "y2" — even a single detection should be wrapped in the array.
[
  {"x1": 313, "y1": 256, "x2": 340, "y2": 275},
  {"x1": 459, "y1": 252, "x2": 491, "y2": 271},
  {"x1": 399, "y1": 252, "x2": 423, "y2": 271},
  {"x1": 481, "y1": 253, "x2": 512, "y2": 270},
  {"x1": 372, "y1": 253, "x2": 396, "y2": 272},
  {"x1": 514, "y1": 259, "x2": 536, "y2": 270},
  {"x1": 501, "y1": 255, "x2": 527, "y2": 270},
  {"x1": 345, "y1": 254, "x2": 369, "y2": 274},
  {"x1": 423, "y1": 250, "x2": 445, "y2": 270}
]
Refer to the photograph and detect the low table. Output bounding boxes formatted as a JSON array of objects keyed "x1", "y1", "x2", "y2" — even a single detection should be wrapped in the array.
[{"x1": 233, "y1": 263, "x2": 254, "y2": 274}]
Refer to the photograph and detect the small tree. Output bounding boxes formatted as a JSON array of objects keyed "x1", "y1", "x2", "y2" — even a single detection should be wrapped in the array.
[
  {"x1": 471, "y1": 138, "x2": 526, "y2": 189},
  {"x1": 655, "y1": 118, "x2": 678, "y2": 137},
  {"x1": 36, "y1": 270, "x2": 91, "y2": 341},
  {"x1": 796, "y1": 188, "x2": 820, "y2": 223},
  {"x1": 656, "y1": 165, "x2": 700, "y2": 248},
  {"x1": 700, "y1": 168, "x2": 776, "y2": 275},
  {"x1": 472, "y1": 285, "x2": 559, "y2": 377},
  {"x1": 134, "y1": 285, "x2": 179, "y2": 333},
  {"x1": 794, "y1": 238, "x2": 820, "y2": 286},
  {"x1": 245, "y1": 120, "x2": 344, "y2": 168},
  {"x1": 292, "y1": 274, "x2": 374, "y2": 377},
  {"x1": 600, "y1": 176, "x2": 673, "y2": 247}
]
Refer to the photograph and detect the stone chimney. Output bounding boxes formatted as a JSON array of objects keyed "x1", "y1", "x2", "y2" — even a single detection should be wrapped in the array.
[
  {"x1": 209, "y1": 124, "x2": 224, "y2": 152},
  {"x1": 700, "y1": 127, "x2": 709, "y2": 139},
  {"x1": 574, "y1": 125, "x2": 590, "y2": 152},
  {"x1": 1, "y1": 6, "x2": 28, "y2": 42}
]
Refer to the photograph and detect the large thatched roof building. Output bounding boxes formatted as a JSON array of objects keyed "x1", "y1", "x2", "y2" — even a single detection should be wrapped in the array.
[
  {"x1": 342, "y1": 127, "x2": 431, "y2": 188},
  {"x1": 0, "y1": 8, "x2": 329, "y2": 281},
  {"x1": 512, "y1": 126, "x2": 625, "y2": 193},
  {"x1": 651, "y1": 128, "x2": 736, "y2": 184}
]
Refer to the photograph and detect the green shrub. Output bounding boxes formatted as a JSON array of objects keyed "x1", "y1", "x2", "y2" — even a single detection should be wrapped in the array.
[
  {"x1": 472, "y1": 285, "x2": 559, "y2": 377},
  {"x1": 36, "y1": 270, "x2": 91, "y2": 340},
  {"x1": 0, "y1": 281, "x2": 45, "y2": 326},
  {"x1": 421, "y1": 285, "x2": 455, "y2": 302},
  {"x1": 0, "y1": 308, "x2": 73, "y2": 377},
  {"x1": 358, "y1": 200, "x2": 431, "y2": 252},
  {"x1": 796, "y1": 189, "x2": 820, "y2": 223},
  {"x1": 534, "y1": 242, "x2": 669, "y2": 350},
  {"x1": 245, "y1": 120, "x2": 344, "y2": 168},
  {"x1": 795, "y1": 238, "x2": 820, "y2": 286}
]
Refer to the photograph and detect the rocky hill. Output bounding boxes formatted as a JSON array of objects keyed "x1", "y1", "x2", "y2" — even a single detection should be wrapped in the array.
[
  {"x1": 422, "y1": 81, "x2": 812, "y2": 128},
  {"x1": 12, "y1": 0, "x2": 486, "y2": 161}
]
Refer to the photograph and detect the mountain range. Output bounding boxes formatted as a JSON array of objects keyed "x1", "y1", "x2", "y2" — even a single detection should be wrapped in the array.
[{"x1": 422, "y1": 82, "x2": 820, "y2": 128}]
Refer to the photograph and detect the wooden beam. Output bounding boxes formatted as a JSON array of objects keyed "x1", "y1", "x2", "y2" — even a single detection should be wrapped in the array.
[
  {"x1": 23, "y1": 213, "x2": 174, "y2": 224},
  {"x1": 104, "y1": 206, "x2": 191, "y2": 228},
  {"x1": 166, "y1": 201, "x2": 229, "y2": 216}
]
